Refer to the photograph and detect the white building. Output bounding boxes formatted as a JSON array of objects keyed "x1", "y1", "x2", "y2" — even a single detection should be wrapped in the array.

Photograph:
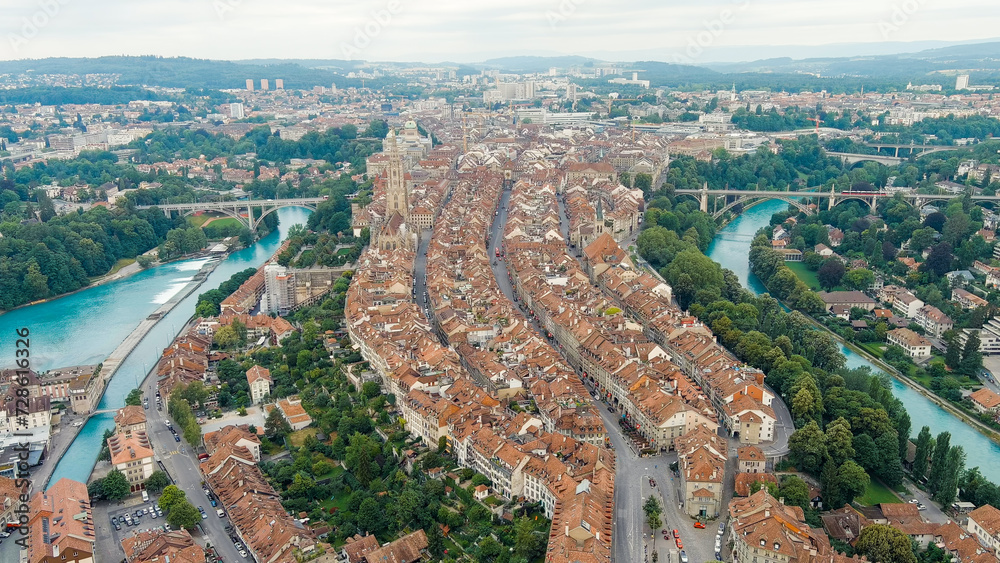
[
  {"x1": 263, "y1": 263, "x2": 294, "y2": 314},
  {"x1": 108, "y1": 431, "x2": 155, "y2": 493},
  {"x1": 887, "y1": 328, "x2": 932, "y2": 359},
  {"x1": 246, "y1": 365, "x2": 272, "y2": 405},
  {"x1": 230, "y1": 103, "x2": 245, "y2": 119}
]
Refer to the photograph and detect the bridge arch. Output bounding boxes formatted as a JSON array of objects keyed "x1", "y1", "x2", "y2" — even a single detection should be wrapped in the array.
[
  {"x1": 251, "y1": 203, "x2": 320, "y2": 231},
  {"x1": 176, "y1": 206, "x2": 252, "y2": 230},
  {"x1": 713, "y1": 195, "x2": 814, "y2": 219}
]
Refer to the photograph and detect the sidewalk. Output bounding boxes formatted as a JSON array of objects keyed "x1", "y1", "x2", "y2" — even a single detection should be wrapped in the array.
[{"x1": 34, "y1": 412, "x2": 87, "y2": 490}]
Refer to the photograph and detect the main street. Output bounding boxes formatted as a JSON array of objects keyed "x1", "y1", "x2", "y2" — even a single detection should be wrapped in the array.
[
  {"x1": 138, "y1": 372, "x2": 245, "y2": 563},
  {"x1": 484, "y1": 182, "x2": 723, "y2": 563}
]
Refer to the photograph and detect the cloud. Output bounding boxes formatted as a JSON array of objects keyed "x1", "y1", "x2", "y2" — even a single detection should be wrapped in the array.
[{"x1": 0, "y1": 0, "x2": 997, "y2": 62}]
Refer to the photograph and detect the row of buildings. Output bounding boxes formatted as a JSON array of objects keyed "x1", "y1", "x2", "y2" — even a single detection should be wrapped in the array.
[{"x1": 346, "y1": 138, "x2": 616, "y2": 562}]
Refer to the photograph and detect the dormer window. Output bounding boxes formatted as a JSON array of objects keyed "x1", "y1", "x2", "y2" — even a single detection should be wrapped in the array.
[
  {"x1": 774, "y1": 542, "x2": 780, "y2": 551},
  {"x1": 760, "y1": 538, "x2": 766, "y2": 546}
]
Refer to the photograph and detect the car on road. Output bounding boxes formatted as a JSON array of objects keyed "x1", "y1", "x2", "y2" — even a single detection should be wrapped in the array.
[
  {"x1": 680, "y1": 550, "x2": 688, "y2": 562},
  {"x1": 238, "y1": 550, "x2": 248, "y2": 558},
  {"x1": 917, "y1": 503, "x2": 927, "y2": 510},
  {"x1": 175, "y1": 434, "x2": 181, "y2": 442},
  {"x1": 217, "y1": 509, "x2": 226, "y2": 518},
  {"x1": 909, "y1": 498, "x2": 918, "y2": 504},
  {"x1": 694, "y1": 522, "x2": 706, "y2": 529},
  {"x1": 718, "y1": 522, "x2": 725, "y2": 533},
  {"x1": 649, "y1": 479, "x2": 656, "y2": 487}
]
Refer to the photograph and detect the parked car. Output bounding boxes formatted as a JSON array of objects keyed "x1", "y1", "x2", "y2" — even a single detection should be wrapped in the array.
[
  {"x1": 217, "y1": 509, "x2": 226, "y2": 518},
  {"x1": 680, "y1": 550, "x2": 688, "y2": 563},
  {"x1": 694, "y1": 522, "x2": 706, "y2": 529},
  {"x1": 174, "y1": 435, "x2": 181, "y2": 442}
]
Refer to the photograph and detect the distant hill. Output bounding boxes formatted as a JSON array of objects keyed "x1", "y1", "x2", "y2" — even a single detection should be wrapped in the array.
[
  {"x1": 703, "y1": 42, "x2": 1000, "y2": 83},
  {"x1": 0, "y1": 56, "x2": 349, "y2": 90},
  {"x1": 477, "y1": 55, "x2": 601, "y2": 73}
]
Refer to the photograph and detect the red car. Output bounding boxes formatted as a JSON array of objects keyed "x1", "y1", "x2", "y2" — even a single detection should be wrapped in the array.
[
  {"x1": 676, "y1": 539, "x2": 683, "y2": 549},
  {"x1": 694, "y1": 522, "x2": 706, "y2": 529}
]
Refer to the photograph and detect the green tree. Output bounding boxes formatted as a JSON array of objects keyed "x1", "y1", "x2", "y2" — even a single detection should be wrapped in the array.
[
  {"x1": 960, "y1": 331, "x2": 983, "y2": 376},
  {"x1": 265, "y1": 407, "x2": 293, "y2": 441},
  {"x1": 102, "y1": 468, "x2": 130, "y2": 501},
  {"x1": 345, "y1": 433, "x2": 380, "y2": 486},
  {"x1": 183, "y1": 420, "x2": 201, "y2": 447},
  {"x1": 158, "y1": 485, "x2": 187, "y2": 512},
  {"x1": 778, "y1": 475, "x2": 810, "y2": 510},
  {"x1": 927, "y1": 432, "x2": 951, "y2": 494},
  {"x1": 357, "y1": 497, "x2": 383, "y2": 533},
  {"x1": 843, "y1": 268, "x2": 875, "y2": 291},
  {"x1": 125, "y1": 388, "x2": 143, "y2": 406},
  {"x1": 144, "y1": 470, "x2": 169, "y2": 493},
  {"x1": 825, "y1": 418, "x2": 855, "y2": 468},
  {"x1": 945, "y1": 336, "x2": 962, "y2": 370},
  {"x1": 166, "y1": 499, "x2": 202, "y2": 530},
  {"x1": 912, "y1": 426, "x2": 934, "y2": 481},
  {"x1": 934, "y1": 446, "x2": 965, "y2": 506},
  {"x1": 855, "y1": 524, "x2": 917, "y2": 563},
  {"x1": 514, "y1": 517, "x2": 544, "y2": 560},
  {"x1": 818, "y1": 259, "x2": 846, "y2": 290},
  {"x1": 835, "y1": 460, "x2": 870, "y2": 506},
  {"x1": 214, "y1": 325, "x2": 239, "y2": 349},
  {"x1": 788, "y1": 420, "x2": 827, "y2": 475}
]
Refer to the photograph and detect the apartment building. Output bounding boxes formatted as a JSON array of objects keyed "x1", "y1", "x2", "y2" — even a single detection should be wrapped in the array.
[
  {"x1": 887, "y1": 328, "x2": 932, "y2": 359},
  {"x1": 108, "y1": 431, "x2": 155, "y2": 493}
]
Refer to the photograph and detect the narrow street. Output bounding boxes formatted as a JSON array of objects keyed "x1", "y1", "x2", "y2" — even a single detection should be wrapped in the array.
[
  {"x1": 131, "y1": 371, "x2": 245, "y2": 563},
  {"x1": 483, "y1": 182, "x2": 721, "y2": 563}
]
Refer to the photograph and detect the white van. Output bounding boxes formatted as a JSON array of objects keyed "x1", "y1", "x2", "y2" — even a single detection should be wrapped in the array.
[{"x1": 141, "y1": 490, "x2": 149, "y2": 502}]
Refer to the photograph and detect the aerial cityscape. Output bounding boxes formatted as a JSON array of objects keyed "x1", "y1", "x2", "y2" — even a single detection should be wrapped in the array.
[{"x1": 3, "y1": 3, "x2": 1000, "y2": 563}]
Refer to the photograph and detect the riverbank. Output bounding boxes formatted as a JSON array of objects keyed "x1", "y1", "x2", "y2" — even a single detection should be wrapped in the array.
[
  {"x1": 806, "y1": 311, "x2": 1000, "y2": 444},
  {"x1": 0, "y1": 246, "x2": 231, "y2": 318},
  {"x1": 94, "y1": 256, "x2": 223, "y2": 412},
  {"x1": 747, "y1": 234, "x2": 1000, "y2": 445}
]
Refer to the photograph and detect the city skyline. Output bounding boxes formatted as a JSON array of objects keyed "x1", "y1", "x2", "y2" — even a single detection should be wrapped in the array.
[{"x1": 2, "y1": 0, "x2": 999, "y2": 63}]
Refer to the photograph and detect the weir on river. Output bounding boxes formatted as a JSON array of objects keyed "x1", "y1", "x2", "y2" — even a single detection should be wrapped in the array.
[
  {"x1": 706, "y1": 199, "x2": 1000, "y2": 483},
  {"x1": 0, "y1": 207, "x2": 313, "y2": 489}
]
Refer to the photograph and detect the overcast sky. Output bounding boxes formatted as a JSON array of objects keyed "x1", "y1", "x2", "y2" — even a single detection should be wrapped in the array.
[{"x1": 2, "y1": 0, "x2": 998, "y2": 63}]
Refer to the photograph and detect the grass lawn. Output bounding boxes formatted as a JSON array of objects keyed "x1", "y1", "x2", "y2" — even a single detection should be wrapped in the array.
[
  {"x1": 314, "y1": 464, "x2": 343, "y2": 483},
  {"x1": 857, "y1": 480, "x2": 901, "y2": 505},
  {"x1": 187, "y1": 213, "x2": 211, "y2": 227},
  {"x1": 336, "y1": 247, "x2": 353, "y2": 256},
  {"x1": 785, "y1": 262, "x2": 822, "y2": 291},
  {"x1": 204, "y1": 217, "x2": 241, "y2": 229},
  {"x1": 860, "y1": 343, "x2": 886, "y2": 359},
  {"x1": 91, "y1": 258, "x2": 135, "y2": 281},
  {"x1": 108, "y1": 258, "x2": 135, "y2": 275},
  {"x1": 288, "y1": 427, "x2": 320, "y2": 447}
]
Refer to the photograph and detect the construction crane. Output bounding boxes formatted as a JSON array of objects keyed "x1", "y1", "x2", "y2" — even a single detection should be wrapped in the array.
[{"x1": 808, "y1": 116, "x2": 822, "y2": 134}]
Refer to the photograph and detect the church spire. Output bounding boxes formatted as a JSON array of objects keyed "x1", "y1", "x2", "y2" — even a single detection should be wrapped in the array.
[{"x1": 386, "y1": 129, "x2": 408, "y2": 221}]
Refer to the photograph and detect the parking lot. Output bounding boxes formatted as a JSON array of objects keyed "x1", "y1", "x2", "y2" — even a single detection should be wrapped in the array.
[{"x1": 106, "y1": 497, "x2": 168, "y2": 545}]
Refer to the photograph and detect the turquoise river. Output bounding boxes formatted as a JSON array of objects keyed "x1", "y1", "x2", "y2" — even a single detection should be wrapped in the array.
[
  {"x1": 707, "y1": 199, "x2": 1000, "y2": 483},
  {"x1": 6, "y1": 201, "x2": 1000, "y2": 487},
  {"x1": 0, "y1": 207, "x2": 313, "y2": 488}
]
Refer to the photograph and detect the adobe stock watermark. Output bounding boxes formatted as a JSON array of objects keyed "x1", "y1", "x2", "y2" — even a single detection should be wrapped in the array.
[
  {"x1": 878, "y1": 0, "x2": 925, "y2": 40},
  {"x1": 7, "y1": 0, "x2": 72, "y2": 55},
  {"x1": 340, "y1": 0, "x2": 403, "y2": 59},
  {"x1": 547, "y1": 0, "x2": 587, "y2": 28},
  {"x1": 213, "y1": 0, "x2": 245, "y2": 21},
  {"x1": 668, "y1": 0, "x2": 751, "y2": 65}
]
